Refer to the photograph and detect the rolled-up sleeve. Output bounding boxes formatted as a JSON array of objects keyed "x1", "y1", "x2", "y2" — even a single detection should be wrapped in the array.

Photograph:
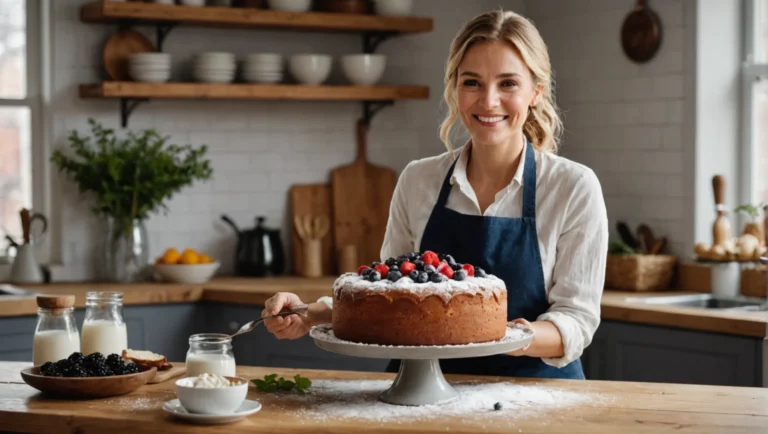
[{"x1": 537, "y1": 169, "x2": 608, "y2": 368}]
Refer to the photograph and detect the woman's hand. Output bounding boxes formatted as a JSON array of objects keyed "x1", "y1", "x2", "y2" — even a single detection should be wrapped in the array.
[
  {"x1": 506, "y1": 318, "x2": 534, "y2": 356},
  {"x1": 262, "y1": 292, "x2": 329, "y2": 340}
]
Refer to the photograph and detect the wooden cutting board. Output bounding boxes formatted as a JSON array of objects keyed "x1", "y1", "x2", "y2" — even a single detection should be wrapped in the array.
[
  {"x1": 289, "y1": 184, "x2": 335, "y2": 276},
  {"x1": 330, "y1": 120, "x2": 397, "y2": 268},
  {"x1": 147, "y1": 365, "x2": 186, "y2": 384}
]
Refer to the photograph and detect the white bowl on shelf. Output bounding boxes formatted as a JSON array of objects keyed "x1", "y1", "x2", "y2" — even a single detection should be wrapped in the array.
[
  {"x1": 373, "y1": 0, "x2": 412, "y2": 15},
  {"x1": 341, "y1": 54, "x2": 386, "y2": 85},
  {"x1": 179, "y1": 0, "x2": 206, "y2": 6},
  {"x1": 154, "y1": 262, "x2": 221, "y2": 283},
  {"x1": 267, "y1": 0, "x2": 311, "y2": 12},
  {"x1": 289, "y1": 54, "x2": 332, "y2": 85},
  {"x1": 244, "y1": 53, "x2": 283, "y2": 65}
]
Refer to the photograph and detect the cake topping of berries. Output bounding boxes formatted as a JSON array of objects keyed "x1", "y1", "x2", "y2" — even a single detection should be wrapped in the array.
[{"x1": 354, "y1": 251, "x2": 489, "y2": 283}]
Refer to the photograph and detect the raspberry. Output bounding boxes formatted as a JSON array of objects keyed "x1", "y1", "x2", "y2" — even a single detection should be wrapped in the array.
[
  {"x1": 399, "y1": 261, "x2": 416, "y2": 275},
  {"x1": 357, "y1": 265, "x2": 368, "y2": 275},
  {"x1": 462, "y1": 264, "x2": 475, "y2": 277},
  {"x1": 373, "y1": 264, "x2": 390, "y2": 277},
  {"x1": 436, "y1": 262, "x2": 454, "y2": 279},
  {"x1": 421, "y1": 251, "x2": 439, "y2": 267}
]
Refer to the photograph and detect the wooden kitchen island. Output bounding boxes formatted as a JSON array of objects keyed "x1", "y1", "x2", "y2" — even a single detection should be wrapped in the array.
[{"x1": 0, "y1": 361, "x2": 767, "y2": 433}]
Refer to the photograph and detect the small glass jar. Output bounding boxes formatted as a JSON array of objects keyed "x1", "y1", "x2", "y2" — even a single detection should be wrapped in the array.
[
  {"x1": 81, "y1": 291, "x2": 128, "y2": 356},
  {"x1": 185, "y1": 333, "x2": 236, "y2": 377},
  {"x1": 33, "y1": 295, "x2": 81, "y2": 366}
]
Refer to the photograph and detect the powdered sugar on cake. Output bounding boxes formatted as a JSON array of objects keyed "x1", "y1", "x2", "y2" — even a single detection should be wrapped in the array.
[{"x1": 332, "y1": 272, "x2": 506, "y2": 303}]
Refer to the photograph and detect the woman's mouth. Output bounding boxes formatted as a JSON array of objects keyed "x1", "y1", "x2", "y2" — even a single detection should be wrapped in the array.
[{"x1": 473, "y1": 114, "x2": 508, "y2": 127}]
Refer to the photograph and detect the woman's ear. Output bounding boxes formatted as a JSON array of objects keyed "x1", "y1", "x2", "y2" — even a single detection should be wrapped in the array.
[{"x1": 531, "y1": 82, "x2": 544, "y2": 107}]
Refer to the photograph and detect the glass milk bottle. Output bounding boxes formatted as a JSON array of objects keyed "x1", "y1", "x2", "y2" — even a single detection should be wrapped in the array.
[
  {"x1": 186, "y1": 334, "x2": 236, "y2": 377},
  {"x1": 81, "y1": 291, "x2": 128, "y2": 356},
  {"x1": 33, "y1": 295, "x2": 81, "y2": 366}
]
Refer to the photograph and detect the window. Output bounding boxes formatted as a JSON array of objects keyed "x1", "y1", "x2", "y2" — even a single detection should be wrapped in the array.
[
  {"x1": 744, "y1": 0, "x2": 768, "y2": 208},
  {"x1": 0, "y1": 0, "x2": 43, "y2": 261}
]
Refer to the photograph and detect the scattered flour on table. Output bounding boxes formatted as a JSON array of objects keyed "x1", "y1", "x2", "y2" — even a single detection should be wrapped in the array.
[
  {"x1": 268, "y1": 379, "x2": 615, "y2": 428},
  {"x1": 99, "y1": 396, "x2": 165, "y2": 411}
]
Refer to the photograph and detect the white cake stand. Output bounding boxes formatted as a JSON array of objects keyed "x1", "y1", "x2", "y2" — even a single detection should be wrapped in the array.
[{"x1": 309, "y1": 322, "x2": 534, "y2": 406}]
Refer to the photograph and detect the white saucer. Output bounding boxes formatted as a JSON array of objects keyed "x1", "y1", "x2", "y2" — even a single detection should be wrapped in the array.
[{"x1": 162, "y1": 399, "x2": 261, "y2": 424}]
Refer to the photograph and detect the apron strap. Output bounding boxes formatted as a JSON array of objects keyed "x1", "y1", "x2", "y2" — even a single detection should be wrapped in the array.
[
  {"x1": 436, "y1": 140, "x2": 537, "y2": 217},
  {"x1": 522, "y1": 139, "x2": 537, "y2": 219}
]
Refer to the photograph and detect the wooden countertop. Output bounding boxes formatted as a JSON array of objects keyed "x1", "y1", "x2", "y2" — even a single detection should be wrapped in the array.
[
  {"x1": 1, "y1": 361, "x2": 768, "y2": 433},
  {"x1": 3, "y1": 277, "x2": 768, "y2": 337}
]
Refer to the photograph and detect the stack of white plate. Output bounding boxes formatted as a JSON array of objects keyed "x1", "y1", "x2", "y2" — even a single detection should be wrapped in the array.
[
  {"x1": 194, "y1": 52, "x2": 236, "y2": 83},
  {"x1": 241, "y1": 53, "x2": 283, "y2": 84},
  {"x1": 129, "y1": 53, "x2": 171, "y2": 83}
]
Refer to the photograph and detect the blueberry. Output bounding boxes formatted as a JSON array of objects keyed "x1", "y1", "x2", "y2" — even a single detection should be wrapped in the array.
[
  {"x1": 407, "y1": 252, "x2": 419, "y2": 261},
  {"x1": 475, "y1": 267, "x2": 487, "y2": 278},
  {"x1": 451, "y1": 262, "x2": 463, "y2": 271},
  {"x1": 361, "y1": 267, "x2": 374, "y2": 277},
  {"x1": 424, "y1": 264, "x2": 436, "y2": 274},
  {"x1": 414, "y1": 259, "x2": 425, "y2": 271},
  {"x1": 438, "y1": 253, "x2": 447, "y2": 261},
  {"x1": 385, "y1": 257, "x2": 398, "y2": 268},
  {"x1": 368, "y1": 271, "x2": 381, "y2": 282},
  {"x1": 444, "y1": 255, "x2": 457, "y2": 267},
  {"x1": 429, "y1": 273, "x2": 445, "y2": 283},
  {"x1": 397, "y1": 254, "x2": 409, "y2": 263},
  {"x1": 415, "y1": 272, "x2": 429, "y2": 283},
  {"x1": 387, "y1": 271, "x2": 402, "y2": 282},
  {"x1": 453, "y1": 269, "x2": 467, "y2": 281},
  {"x1": 494, "y1": 402, "x2": 502, "y2": 411},
  {"x1": 409, "y1": 270, "x2": 420, "y2": 280}
]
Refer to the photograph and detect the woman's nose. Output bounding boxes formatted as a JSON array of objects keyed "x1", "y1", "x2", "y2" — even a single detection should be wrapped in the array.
[{"x1": 480, "y1": 86, "x2": 500, "y2": 109}]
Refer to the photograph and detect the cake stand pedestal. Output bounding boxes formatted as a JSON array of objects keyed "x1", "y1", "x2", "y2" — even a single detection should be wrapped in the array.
[{"x1": 309, "y1": 323, "x2": 534, "y2": 407}]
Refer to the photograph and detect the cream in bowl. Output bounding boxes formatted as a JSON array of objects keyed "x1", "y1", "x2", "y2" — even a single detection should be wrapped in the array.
[{"x1": 176, "y1": 373, "x2": 248, "y2": 414}]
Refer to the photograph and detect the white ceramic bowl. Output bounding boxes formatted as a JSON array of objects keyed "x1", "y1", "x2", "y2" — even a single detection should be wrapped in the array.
[
  {"x1": 153, "y1": 262, "x2": 220, "y2": 283},
  {"x1": 175, "y1": 376, "x2": 248, "y2": 415},
  {"x1": 341, "y1": 54, "x2": 386, "y2": 85},
  {"x1": 289, "y1": 54, "x2": 332, "y2": 85},
  {"x1": 245, "y1": 53, "x2": 283, "y2": 64},
  {"x1": 130, "y1": 70, "x2": 171, "y2": 83},
  {"x1": 130, "y1": 53, "x2": 171, "y2": 65},
  {"x1": 373, "y1": 0, "x2": 412, "y2": 15},
  {"x1": 267, "y1": 0, "x2": 311, "y2": 12},
  {"x1": 180, "y1": 0, "x2": 206, "y2": 6}
]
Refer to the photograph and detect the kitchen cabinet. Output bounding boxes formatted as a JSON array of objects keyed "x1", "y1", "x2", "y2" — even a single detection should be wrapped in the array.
[{"x1": 582, "y1": 320, "x2": 764, "y2": 387}]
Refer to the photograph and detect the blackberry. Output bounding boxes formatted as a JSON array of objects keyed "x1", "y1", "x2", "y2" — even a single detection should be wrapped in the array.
[
  {"x1": 56, "y1": 359, "x2": 73, "y2": 373},
  {"x1": 121, "y1": 363, "x2": 139, "y2": 375},
  {"x1": 67, "y1": 352, "x2": 85, "y2": 366},
  {"x1": 85, "y1": 352, "x2": 106, "y2": 366},
  {"x1": 107, "y1": 356, "x2": 126, "y2": 373},
  {"x1": 106, "y1": 353, "x2": 122, "y2": 366},
  {"x1": 62, "y1": 362, "x2": 88, "y2": 378},
  {"x1": 89, "y1": 365, "x2": 114, "y2": 377},
  {"x1": 40, "y1": 361, "x2": 62, "y2": 377}
]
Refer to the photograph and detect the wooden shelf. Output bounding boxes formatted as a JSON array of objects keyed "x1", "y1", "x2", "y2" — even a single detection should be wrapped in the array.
[
  {"x1": 80, "y1": 1, "x2": 433, "y2": 34},
  {"x1": 79, "y1": 82, "x2": 429, "y2": 101}
]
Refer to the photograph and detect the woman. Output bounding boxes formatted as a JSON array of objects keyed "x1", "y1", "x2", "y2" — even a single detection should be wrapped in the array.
[{"x1": 262, "y1": 9, "x2": 608, "y2": 380}]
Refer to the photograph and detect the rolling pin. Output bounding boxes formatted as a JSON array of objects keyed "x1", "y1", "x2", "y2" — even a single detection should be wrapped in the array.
[{"x1": 712, "y1": 175, "x2": 731, "y2": 246}]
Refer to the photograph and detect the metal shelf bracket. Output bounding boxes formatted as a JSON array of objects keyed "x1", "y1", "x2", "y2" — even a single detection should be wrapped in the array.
[
  {"x1": 362, "y1": 31, "x2": 395, "y2": 53},
  {"x1": 362, "y1": 100, "x2": 393, "y2": 126},
  {"x1": 120, "y1": 98, "x2": 149, "y2": 128}
]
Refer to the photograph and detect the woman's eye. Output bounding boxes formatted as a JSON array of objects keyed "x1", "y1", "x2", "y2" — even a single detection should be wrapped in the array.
[
  {"x1": 462, "y1": 79, "x2": 479, "y2": 87},
  {"x1": 501, "y1": 80, "x2": 518, "y2": 87}
]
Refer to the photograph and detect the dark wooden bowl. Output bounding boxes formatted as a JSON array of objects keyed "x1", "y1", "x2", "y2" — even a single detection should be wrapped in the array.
[{"x1": 21, "y1": 365, "x2": 157, "y2": 399}]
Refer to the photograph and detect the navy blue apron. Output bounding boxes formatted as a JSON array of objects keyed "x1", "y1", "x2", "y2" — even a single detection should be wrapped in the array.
[{"x1": 386, "y1": 139, "x2": 585, "y2": 379}]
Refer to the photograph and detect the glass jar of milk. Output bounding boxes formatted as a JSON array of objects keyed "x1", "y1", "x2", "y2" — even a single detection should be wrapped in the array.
[
  {"x1": 33, "y1": 295, "x2": 81, "y2": 366},
  {"x1": 81, "y1": 292, "x2": 128, "y2": 356},
  {"x1": 186, "y1": 334, "x2": 236, "y2": 377}
]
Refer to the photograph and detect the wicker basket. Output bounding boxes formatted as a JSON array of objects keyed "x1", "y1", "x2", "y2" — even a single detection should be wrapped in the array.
[{"x1": 605, "y1": 254, "x2": 677, "y2": 291}]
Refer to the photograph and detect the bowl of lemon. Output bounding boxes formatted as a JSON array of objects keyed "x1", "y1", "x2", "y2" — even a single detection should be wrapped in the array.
[{"x1": 153, "y1": 248, "x2": 220, "y2": 284}]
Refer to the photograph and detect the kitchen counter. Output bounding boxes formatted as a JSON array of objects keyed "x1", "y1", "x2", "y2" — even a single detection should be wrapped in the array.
[
  {"x1": 1, "y1": 361, "x2": 767, "y2": 433},
  {"x1": 2, "y1": 277, "x2": 768, "y2": 337}
]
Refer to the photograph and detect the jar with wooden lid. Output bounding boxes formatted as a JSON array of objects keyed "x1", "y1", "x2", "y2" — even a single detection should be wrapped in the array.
[{"x1": 32, "y1": 295, "x2": 80, "y2": 366}]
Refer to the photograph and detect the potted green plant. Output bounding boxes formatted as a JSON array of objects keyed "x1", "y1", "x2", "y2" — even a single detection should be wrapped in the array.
[
  {"x1": 51, "y1": 119, "x2": 213, "y2": 282},
  {"x1": 735, "y1": 202, "x2": 765, "y2": 244}
]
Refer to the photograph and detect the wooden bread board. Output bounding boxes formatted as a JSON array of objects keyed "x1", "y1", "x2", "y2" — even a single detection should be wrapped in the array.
[
  {"x1": 147, "y1": 365, "x2": 186, "y2": 384},
  {"x1": 330, "y1": 120, "x2": 396, "y2": 267},
  {"x1": 289, "y1": 184, "x2": 335, "y2": 276}
]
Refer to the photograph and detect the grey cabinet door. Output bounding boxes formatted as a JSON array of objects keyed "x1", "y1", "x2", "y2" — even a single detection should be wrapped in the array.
[{"x1": 582, "y1": 320, "x2": 763, "y2": 387}]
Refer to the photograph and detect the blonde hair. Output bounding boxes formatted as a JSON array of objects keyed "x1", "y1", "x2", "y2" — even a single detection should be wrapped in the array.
[{"x1": 439, "y1": 9, "x2": 563, "y2": 154}]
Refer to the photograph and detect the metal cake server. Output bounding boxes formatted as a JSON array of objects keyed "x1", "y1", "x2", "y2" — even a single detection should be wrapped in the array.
[{"x1": 229, "y1": 304, "x2": 309, "y2": 339}]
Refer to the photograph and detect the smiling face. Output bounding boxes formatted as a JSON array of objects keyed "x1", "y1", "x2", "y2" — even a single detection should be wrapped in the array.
[{"x1": 456, "y1": 40, "x2": 542, "y2": 148}]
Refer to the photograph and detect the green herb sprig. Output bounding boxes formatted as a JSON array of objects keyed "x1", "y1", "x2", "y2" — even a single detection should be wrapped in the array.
[{"x1": 251, "y1": 374, "x2": 312, "y2": 394}]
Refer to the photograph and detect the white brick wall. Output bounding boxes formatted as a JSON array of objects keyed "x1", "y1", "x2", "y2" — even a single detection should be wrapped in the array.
[
  {"x1": 525, "y1": 0, "x2": 691, "y2": 256},
  {"x1": 46, "y1": 0, "x2": 525, "y2": 280}
]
